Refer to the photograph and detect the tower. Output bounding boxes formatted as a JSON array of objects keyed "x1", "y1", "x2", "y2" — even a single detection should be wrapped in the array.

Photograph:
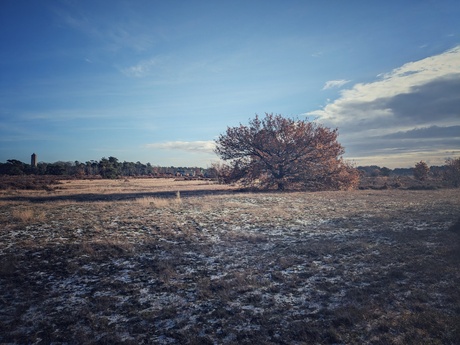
[{"x1": 31, "y1": 153, "x2": 37, "y2": 167}]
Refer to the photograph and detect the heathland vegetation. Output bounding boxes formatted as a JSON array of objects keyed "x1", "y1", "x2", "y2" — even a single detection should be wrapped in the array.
[{"x1": 1, "y1": 179, "x2": 459, "y2": 343}]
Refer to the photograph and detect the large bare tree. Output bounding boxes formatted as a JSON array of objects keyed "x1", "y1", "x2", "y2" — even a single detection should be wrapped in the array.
[{"x1": 214, "y1": 113, "x2": 359, "y2": 191}]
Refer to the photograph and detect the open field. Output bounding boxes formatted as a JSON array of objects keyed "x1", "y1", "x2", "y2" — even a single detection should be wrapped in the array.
[{"x1": 1, "y1": 179, "x2": 459, "y2": 344}]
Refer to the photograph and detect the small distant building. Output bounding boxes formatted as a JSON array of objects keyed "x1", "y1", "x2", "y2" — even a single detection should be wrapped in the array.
[{"x1": 31, "y1": 153, "x2": 37, "y2": 167}]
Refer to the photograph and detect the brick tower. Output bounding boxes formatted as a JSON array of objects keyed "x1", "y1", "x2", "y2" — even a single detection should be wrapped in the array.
[{"x1": 31, "y1": 153, "x2": 37, "y2": 167}]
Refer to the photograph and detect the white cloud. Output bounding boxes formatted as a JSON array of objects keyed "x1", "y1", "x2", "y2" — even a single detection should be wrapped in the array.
[
  {"x1": 311, "y1": 45, "x2": 460, "y2": 126},
  {"x1": 307, "y1": 45, "x2": 460, "y2": 167},
  {"x1": 322, "y1": 79, "x2": 351, "y2": 90},
  {"x1": 146, "y1": 141, "x2": 216, "y2": 154}
]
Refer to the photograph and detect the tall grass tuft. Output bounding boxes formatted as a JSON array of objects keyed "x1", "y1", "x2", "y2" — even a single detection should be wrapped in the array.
[
  {"x1": 136, "y1": 195, "x2": 182, "y2": 208},
  {"x1": 12, "y1": 208, "x2": 34, "y2": 223}
]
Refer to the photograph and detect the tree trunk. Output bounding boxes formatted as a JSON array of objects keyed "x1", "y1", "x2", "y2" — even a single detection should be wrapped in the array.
[
  {"x1": 277, "y1": 181, "x2": 285, "y2": 190},
  {"x1": 276, "y1": 165, "x2": 285, "y2": 190}
]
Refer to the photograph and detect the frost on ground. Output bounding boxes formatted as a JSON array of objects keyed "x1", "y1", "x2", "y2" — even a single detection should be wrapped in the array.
[{"x1": 1, "y1": 180, "x2": 459, "y2": 344}]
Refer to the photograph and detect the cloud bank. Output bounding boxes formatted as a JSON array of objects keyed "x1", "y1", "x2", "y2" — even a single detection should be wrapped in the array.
[
  {"x1": 309, "y1": 46, "x2": 460, "y2": 167},
  {"x1": 146, "y1": 141, "x2": 216, "y2": 154}
]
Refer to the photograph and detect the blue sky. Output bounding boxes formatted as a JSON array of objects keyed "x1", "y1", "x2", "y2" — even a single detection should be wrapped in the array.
[{"x1": 1, "y1": 0, "x2": 459, "y2": 168}]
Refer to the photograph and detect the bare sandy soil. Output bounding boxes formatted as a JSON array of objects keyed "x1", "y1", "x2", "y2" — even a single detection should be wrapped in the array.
[{"x1": 1, "y1": 179, "x2": 459, "y2": 344}]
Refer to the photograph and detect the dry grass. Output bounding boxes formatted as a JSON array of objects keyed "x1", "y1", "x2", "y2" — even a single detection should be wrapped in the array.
[
  {"x1": 1, "y1": 179, "x2": 459, "y2": 344},
  {"x1": 54, "y1": 178, "x2": 232, "y2": 195},
  {"x1": 11, "y1": 207, "x2": 45, "y2": 223}
]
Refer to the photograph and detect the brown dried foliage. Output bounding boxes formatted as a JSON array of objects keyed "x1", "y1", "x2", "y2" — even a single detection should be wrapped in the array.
[{"x1": 214, "y1": 113, "x2": 359, "y2": 191}]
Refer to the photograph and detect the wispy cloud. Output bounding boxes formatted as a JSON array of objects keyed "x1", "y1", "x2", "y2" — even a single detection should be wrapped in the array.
[
  {"x1": 122, "y1": 59, "x2": 158, "y2": 78},
  {"x1": 145, "y1": 141, "x2": 216, "y2": 154},
  {"x1": 308, "y1": 45, "x2": 460, "y2": 167},
  {"x1": 53, "y1": 5, "x2": 153, "y2": 53},
  {"x1": 322, "y1": 79, "x2": 351, "y2": 90}
]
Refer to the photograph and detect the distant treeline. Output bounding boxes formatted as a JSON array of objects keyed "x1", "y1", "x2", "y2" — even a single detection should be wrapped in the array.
[
  {"x1": 0, "y1": 157, "x2": 212, "y2": 179},
  {"x1": 356, "y1": 165, "x2": 448, "y2": 178},
  {"x1": 0, "y1": 156, "x2": 454, "y2": 181}
]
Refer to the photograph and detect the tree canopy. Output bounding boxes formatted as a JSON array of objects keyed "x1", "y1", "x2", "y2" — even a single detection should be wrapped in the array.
[
  {"x1": 413, "y1": 161, "x2": 430, "y2": 181},
  {"x1": 214, "y1": 113, "x2": 359, "y2": 191}
]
